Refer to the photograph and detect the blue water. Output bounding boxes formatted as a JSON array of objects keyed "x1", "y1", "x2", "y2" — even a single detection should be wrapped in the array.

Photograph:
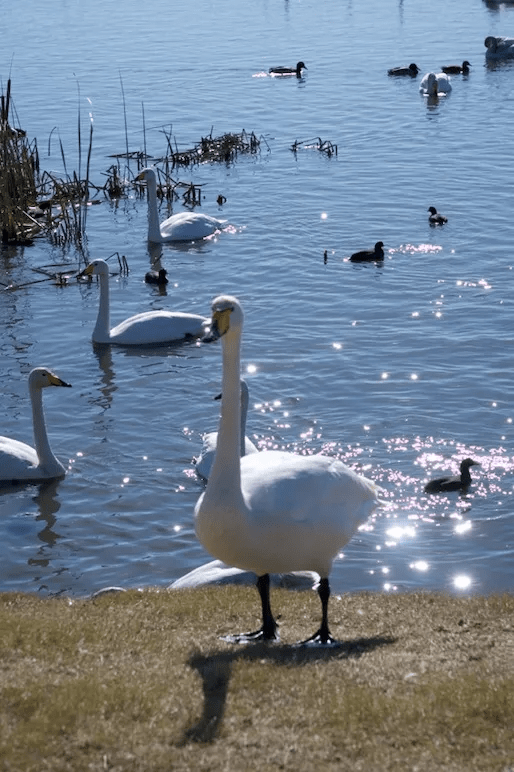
[{"x1": 1, "y1": 0, "x2": 513, "y2": 597}]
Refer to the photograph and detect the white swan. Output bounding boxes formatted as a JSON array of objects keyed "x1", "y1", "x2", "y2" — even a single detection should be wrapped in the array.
[
  {"x1": 195, "y1": 379, "x2": 258, "y2": 480},
  {"x1": 194, "y1": 295, "x2": 384, "y2": 645},
  {"x1": 419, "y1": 72, "x2": 452, "y2": 96},
  {"x1": 136, "y1": 167, "x2": 227, "y2": 243},
  {"x1": 485, "y1": 36, "x2": 514, "y2": 59},
  {"x1": 81, "y1": 259, "x2": 209, "y2": 345},
  {"x1": 0, "y1": 368, "x2": 71, "y2": 483}
]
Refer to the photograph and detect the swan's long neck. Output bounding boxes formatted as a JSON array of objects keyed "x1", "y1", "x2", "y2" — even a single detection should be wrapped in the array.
[
  {"x1": 206, "y1": 327, "x2": 245, "y2": 507},
  {"x1": 93, "y1": 273, "x2": 111, "y2": 342},
  {"x1": 31, "y1": 385, "x2": 61, "y2": 473},
  {"x1": 146, "y1": 174, "x2": 163, "y2": 243},
  {"x1": 240, "y1": 383, "x2": 249, "y2": 456}
]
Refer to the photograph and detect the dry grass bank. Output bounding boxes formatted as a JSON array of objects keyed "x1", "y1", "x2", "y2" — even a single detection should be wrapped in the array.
[{"x1": 1, "y1": 588, "x2": 513, "y2": 772}]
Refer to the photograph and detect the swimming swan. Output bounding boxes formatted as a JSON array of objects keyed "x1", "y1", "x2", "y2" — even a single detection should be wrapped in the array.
[
  {"x1": 194, "y1": 295, "x2": 384, "y2": 645},
  {"x1": 195, "y1": 379, "x2": 259, "y2": 480},
  {"x1": 424, "y1": 458, "x2": 479, "y2": 494},
  {"x1": 419, "y1": 72, "x2": 452, "y2": 96},
  {"x1": 136, "y1": 167, "x2": 227, "y2": 243},
  {"x1": 485, "y1": 36, "x2": 514, "y2": 59},
  {"x1": 269, "y1": 61, "x2": 307, "y2": 77},
  {"x1": 81, "y1": 259, "x2": 209, "y2": 345},
  {"x1": 0, "y1": 368, "x2": 71, "y2": 483}
]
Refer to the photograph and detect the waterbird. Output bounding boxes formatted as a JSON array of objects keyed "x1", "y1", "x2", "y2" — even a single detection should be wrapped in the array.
[
  {"x1": 350, "y1": 241, "x2": 385, "y2": 263},
  {"x1": 81, "y1": 259, "x2": 209, "y2": 345},
  {"x1": 485, "y1": 36, "x2": 514, "y2": 59},
  {"x1": 441, "y1": 61, "x2": 471, "y2": 74},
  {"x1": 0, "y1": 368, "x2": 71, "y2": 483},
  {"x1": 428, "y1": 206, "x2": 448, "y2": 225},
  {"x1": 419, "y1": 72, "x2": 452, "y2": 96},
  {"x1": 424, "y1": 458, "x2": 480, "y2": 494},
  {"x1": 388, "y1": 63, "x2": 419, "y2": 76},
  {"x1": 269, "y1": 61, "x2": 307, "y2": 77},
  {"x1": 145, "y1": 268, "x2": 169, "y2": 285},
  {"x1": 136, "y1": 167, "x2": 227, "y2": 243},
  {"x1": 194, "y1": 294, "x2": 384, "y2": 645}
]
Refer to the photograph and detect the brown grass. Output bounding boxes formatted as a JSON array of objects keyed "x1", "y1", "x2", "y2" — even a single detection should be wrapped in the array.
[{"x1": 0, "y1": 588, "x2": 513, "y2": 772}]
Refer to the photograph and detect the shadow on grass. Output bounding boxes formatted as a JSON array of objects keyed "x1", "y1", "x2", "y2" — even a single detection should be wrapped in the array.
[{"x1": 180, "y1": 635, "x2": 396, "y2": 745}]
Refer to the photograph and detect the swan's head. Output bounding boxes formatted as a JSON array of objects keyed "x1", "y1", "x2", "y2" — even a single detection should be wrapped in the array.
[
  {"x1": 81, "y1": 259, "x2": 110, "y2": 278},
  {"x1": 136, "y1": 167, "x2": 157, "y2": 184},
  {"x1": 425, "y1": 72, "x2": 438, "y2": 94},
  {"x1": 29, "y1": 367, "x2": 72, "y2": 390},
  {"x1": 206, "y1": 295, "x2": 244, "y2": 341}
]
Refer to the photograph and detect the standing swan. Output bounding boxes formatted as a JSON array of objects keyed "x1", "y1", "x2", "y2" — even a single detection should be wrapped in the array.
[
  {"x1": 136, "y1": 168, "x2": 227, "y2": 243},
  {"x1": 195, "y1": 379, "x2": 259, "y2": 480},
  {"x1": 0, "y1": 368, "x2": 71, "y2": 483},
  {"x1": 81, "y1": 259, "x2": 209, "y2": 345},
  {"x1": 194, "y1": 295, "x2": 384, "y2": 645}
]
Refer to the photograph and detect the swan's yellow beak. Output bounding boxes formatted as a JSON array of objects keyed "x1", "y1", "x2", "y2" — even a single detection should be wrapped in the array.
[
  {"x1": 201, "y1": 307, "x2": 231, "y2": 343},
  {"x1": 80, "y1": 263, "x2": 95, "y2": 278},
  {"x1": 212, "y1": 307, "x2": 232, "y2": 337},
  {"x1": 48, "y1": 373, "x2": 72, "y2": 388}
]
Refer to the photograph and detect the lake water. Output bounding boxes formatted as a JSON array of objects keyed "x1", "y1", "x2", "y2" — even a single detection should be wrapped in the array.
[{"x1": 1, "y1": 0, "x2": 513, "y2": 598}]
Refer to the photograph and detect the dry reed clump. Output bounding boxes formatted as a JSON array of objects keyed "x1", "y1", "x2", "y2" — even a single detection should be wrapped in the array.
[
  {"x1": 0, "y1": 587, "x2": 513, "y2": 772},
  {"x1": 290, "y1": 136, "x2": 338, "y2": 156}
]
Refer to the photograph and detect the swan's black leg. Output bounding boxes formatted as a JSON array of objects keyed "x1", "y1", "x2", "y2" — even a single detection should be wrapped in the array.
[
  {"x1": 298, "y1": 577, "x2": 338, "y2": 646},
  {"x1": 221, "y1": 573, "x2": 279, "y2": 643}
]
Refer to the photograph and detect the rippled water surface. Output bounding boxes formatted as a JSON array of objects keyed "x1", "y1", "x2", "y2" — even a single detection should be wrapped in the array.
[{"x1": 1, "y1": 0, "x2": 513, "y2": 597}]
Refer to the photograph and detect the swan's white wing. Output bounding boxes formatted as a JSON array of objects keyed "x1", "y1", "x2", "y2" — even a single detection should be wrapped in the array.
[
  {"x1": 0, "y1": 437, "x2": 41, "y2": 481},
  {"x1": 110, "y1": 311, "x2": 209, "y2": 345},
  {"x1": 160, "y1": 212, "x2": 226, "y2": 242}
]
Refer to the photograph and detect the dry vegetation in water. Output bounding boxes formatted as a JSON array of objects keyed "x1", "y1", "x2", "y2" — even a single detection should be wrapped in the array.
[{"x1": 0, "y1": 588, "x2": 513, "y2": 772}]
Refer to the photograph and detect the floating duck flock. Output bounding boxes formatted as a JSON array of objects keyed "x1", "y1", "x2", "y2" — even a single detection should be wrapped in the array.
[{"x1": 4, "y1": 33, "x2": 509, "y2": 643}]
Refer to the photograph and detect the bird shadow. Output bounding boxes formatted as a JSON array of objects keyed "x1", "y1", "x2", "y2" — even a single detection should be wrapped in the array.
[{"x1": 178, "y1": 634, "x2": 396, "y2": 745}]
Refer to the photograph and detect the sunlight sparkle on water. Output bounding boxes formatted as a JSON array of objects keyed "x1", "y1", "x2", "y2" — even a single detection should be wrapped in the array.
[
  {"x1": 453, "y1": 574, "x2": 472, "y2": 590},
  {"x1": 246, "y1": 364, "x2": 257, "y2": 374},
  {"x1": 410, "y1": 560, "x2": 429, "y2": 572},
  {"x1": 454, "y1": 520, "x2": 472, "y2": 534},
  {"x1": 386, "y1": 525, "x2": 417, "y2": 540}
]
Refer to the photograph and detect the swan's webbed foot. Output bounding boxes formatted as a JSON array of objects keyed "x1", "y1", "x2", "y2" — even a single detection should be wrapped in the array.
[
  {"x1": 296, "y1": 626, "x2": 339, "y2": 647},
  {"x1": 221, "y1": 625, "x2": 280, "y2": 644}
]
